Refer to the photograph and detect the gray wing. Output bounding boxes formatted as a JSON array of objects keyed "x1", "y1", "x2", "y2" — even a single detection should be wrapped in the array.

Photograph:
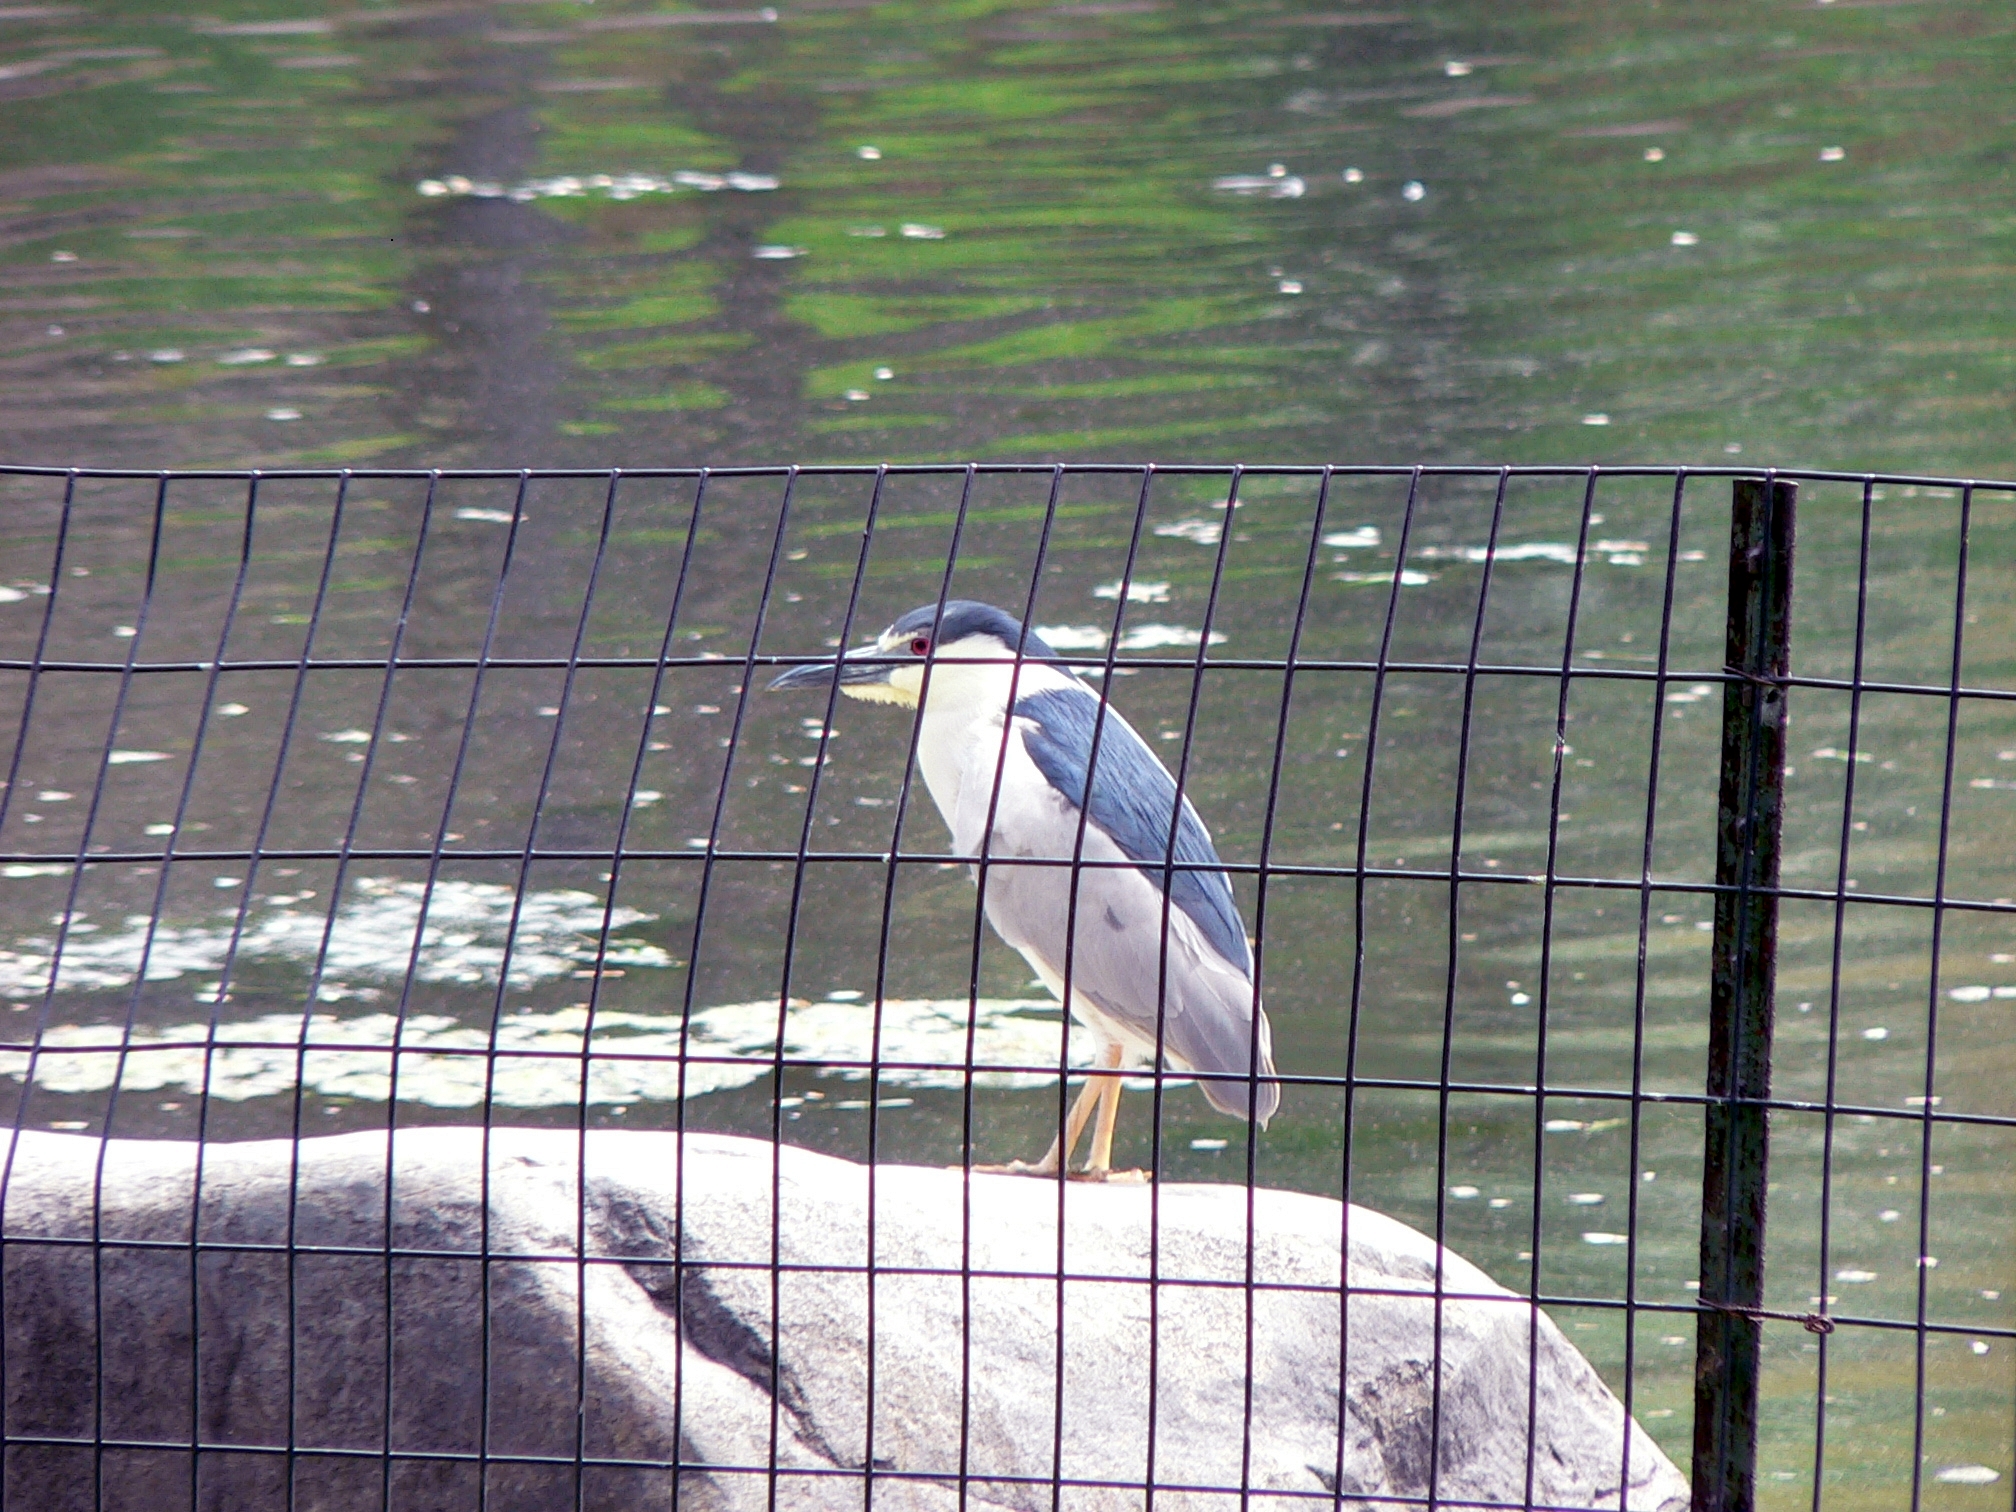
[
  {"x1": 971, "y1": 744, "x2": 1278, "y2": 1126},
  {"x1": 1014, "y1": 685, "x2": 1252, "y2": 977}
]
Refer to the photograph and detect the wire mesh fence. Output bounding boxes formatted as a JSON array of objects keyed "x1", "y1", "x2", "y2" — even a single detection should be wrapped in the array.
[{"x1": 0, "y1": 462, "x2": 2009, "y2": 1511}]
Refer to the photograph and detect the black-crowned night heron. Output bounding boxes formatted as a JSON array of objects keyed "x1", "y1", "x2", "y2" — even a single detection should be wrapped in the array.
[{"x1": 768, "y1": 600, "x2": 1278, "y2": 1180}]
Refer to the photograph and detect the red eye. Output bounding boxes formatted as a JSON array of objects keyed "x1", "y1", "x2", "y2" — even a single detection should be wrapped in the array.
[{"x1": 909, "y1": 635, "x2": 930, "y2": 656}]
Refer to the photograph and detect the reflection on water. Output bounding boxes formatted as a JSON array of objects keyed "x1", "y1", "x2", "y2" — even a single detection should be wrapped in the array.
[{"x1": 0, "y1": 0, "x2": 2009, "y2": 473}]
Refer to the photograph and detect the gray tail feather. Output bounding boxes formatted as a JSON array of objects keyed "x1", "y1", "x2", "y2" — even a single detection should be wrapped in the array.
[
  {"x1": 1198, "y1": 1063, "x2": 1280, "y2": 1129},
  {"x1": 1161, "y1": 990, "x2": 1279, "y2": 1128}
]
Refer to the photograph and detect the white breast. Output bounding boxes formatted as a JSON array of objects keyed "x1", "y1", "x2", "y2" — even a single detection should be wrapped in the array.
[{"x1": 910, "y1": 645, "x2": 1082, "y2": 855}]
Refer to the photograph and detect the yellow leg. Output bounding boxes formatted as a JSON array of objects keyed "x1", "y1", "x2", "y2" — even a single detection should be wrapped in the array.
[
  {"x1": 975, "y1": 1041, "x2": 1136, "y2": 1177},
  {"x1": 1085, "y1": 1046, "x2": 1126, "y2": 1174},
  {"x1": 1040, "y1": 1073, "x2": 1105, "y2": 1174},
  {"x1": 976, "y1": 1070, "x2": 1102, "y2": 1176}
]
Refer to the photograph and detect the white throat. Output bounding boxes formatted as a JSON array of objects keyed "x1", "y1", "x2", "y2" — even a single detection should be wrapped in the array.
[
  {"x1": 836, "y1": 632, "x2": 1080, "y2": 722},
  {"x1": 839, "y1": 633, "x2": 1081, "y2": 835},
  {"x1": 914, "y1": 633, "x2": 1079, "y2": 724}
]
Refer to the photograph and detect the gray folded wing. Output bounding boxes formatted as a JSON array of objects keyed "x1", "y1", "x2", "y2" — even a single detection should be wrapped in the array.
[{"x1": 973, "y1": 685, "x2": 1278, "y2": 1125}]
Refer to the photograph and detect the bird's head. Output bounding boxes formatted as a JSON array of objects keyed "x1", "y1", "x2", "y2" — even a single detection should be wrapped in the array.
[{"x1": 767, "y1": 600, "x2": 1062, "y2": 711}]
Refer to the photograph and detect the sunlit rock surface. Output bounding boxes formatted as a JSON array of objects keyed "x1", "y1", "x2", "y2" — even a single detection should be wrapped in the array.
[{"x1": 0, "y1": 1129, "x2": 1686, "y2": 1511}]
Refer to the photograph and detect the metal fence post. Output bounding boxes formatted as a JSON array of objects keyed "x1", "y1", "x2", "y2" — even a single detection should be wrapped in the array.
[{"x1": 1692, "y1": 477, "x2": 1797, "y2": 1512}]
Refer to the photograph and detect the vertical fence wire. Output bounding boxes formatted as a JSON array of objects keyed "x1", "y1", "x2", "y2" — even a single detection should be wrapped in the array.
[
  {"x1": 1034, "y1": 458, "x2": 1145, "y2": 1507},
  {"x1": 758, "y1": 464, "x2": 819, "y2": 1512},
  {"x1": 873, "y1": 464, "x2": 980, "y2": 1512},
  {"x1": 1427, "y1": 465, "x2": 1510, "y2": 1510},
  {"x1": 1242, "y1": 463, "x2": 1335, "y2": 1505},
  {"x1": 115, "y1": 471, "x2": 260, "y2": 1512},
  {"x1": 662, "y1": 465, "x2": 718, "y2": 1512},
  {"x1": 1522, "y1": 471, "x2": 1605, "y2": 1511},
  {"x1": 0, "y1": 468, "x2": 73, "y2": 1512},
  {"x1": 564, "y1": 469, "x2": 636, "y2": 1512},
  {"x1": 1808, "y1": 476, "x2": 1875, "y2": 1512},
  {"x1": 1193, "y1": 467, "x2": 1264, "y2": 1501},
  {"x1": 474, "y1": 467, "x2": 625, "y2": 1512},
  {"x1": 0, "y1": 464, "x2": 2011, "y2": 1509},
  {"x1": 76, "y1": 473, "x2": 171, "y2": 1512},
  {"x1": 1618, "y1": 469, "x2": 1698, "y2": 1505},
  {"x1": 258, "y1": 467, "x2": 356, "y2": 1512},
  {"x1": 1910, "y1": 482, "x2": 1974, "y2": 1512}
]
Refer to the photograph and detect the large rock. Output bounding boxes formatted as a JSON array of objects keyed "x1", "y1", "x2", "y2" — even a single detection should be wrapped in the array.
[{"x1": 0, "y1": 1129, "x2": 1687, "y2": 1511}]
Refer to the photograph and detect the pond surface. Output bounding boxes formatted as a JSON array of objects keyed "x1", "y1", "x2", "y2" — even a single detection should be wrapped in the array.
[
  {"x1": 0, "y1": 0, "x2": 2010, "y2": 474},
  {"x1": 0, "y1": 0, "x2": 2013, "y2": 1504}
]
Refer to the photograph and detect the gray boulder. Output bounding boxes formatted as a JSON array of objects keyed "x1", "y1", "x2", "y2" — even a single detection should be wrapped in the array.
[{"x1": 0, "y1": 1128, "x2": 1687, "y2": 1511}]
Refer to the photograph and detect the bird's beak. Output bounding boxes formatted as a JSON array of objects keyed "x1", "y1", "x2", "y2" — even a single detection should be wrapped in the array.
[{"x1": 766, "y1": 639, "x2": 900, "y2": 693}]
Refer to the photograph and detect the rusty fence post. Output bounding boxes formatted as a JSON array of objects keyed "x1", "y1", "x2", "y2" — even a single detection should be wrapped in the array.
[{"x1": 1691, "y1": 477, "x2": 1797, "y2": 1512}]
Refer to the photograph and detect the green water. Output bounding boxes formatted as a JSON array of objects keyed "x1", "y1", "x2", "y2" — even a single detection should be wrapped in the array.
[
  {"x1": 1, "y1": 0, "x2": 2010, "y2": 473},
  {"x1": 0, "y1": 0, "x2": 2012, "y2": 1504}
]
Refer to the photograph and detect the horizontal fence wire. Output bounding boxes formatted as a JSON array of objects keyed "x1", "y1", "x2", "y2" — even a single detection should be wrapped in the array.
[{"x1": 0, "y1": 462, "x2": 2009, "y2": 1511}]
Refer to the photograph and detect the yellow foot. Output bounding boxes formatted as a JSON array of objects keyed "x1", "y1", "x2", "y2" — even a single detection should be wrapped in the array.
[{"x1": 956, "y1": 1162, "x2": 1152, "y2": 1184}]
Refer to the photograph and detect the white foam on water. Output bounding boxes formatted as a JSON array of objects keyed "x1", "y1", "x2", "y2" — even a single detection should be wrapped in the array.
[
  {"x1": 418, "y1": 170, "x2": 778, "y2": 201},
  {"x1": 0, "y1": 877, "x2": 671, "y2": 1000},
  {"x1": 1947, "y1": 984, "x2": 2012, "y2": 1002},
  {"x1": 1032, "y1": 625, "x2": 1109, "y2": 652},
  {"x1": 1031, "y1": 622, "x2": 1224, "y2": 653},
  {"x1": 0, "y1": 996, "x2": 1086, "y2": 1107},
  {"x1": 1333, "y1": 570, "x2": 1434, "y2": 587},
  {"x1": 1411, "y1": 540, "x2": 1648, "y2": 568},
  {"x1": 1321, "y1": 526, "x2": 1380, "y2": 549},
  {"x1": 1154, "y1": 518, "x2": 1223, "y2": 546},
  {"x1": 1115, "y1": 624, "x2": 1227, "y2": 652},
  {"x1": 1093, "y1": 579, "x2": 1169, "y2": 603},
  {"x1": 1211, "y1": 173, "x2": 1305, "y2": 198}
]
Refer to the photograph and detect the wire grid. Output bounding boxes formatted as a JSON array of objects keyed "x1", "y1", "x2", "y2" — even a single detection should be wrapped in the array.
[{"x1": 0, "y1": 462, "x2": 2009, "y2": 1510}]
